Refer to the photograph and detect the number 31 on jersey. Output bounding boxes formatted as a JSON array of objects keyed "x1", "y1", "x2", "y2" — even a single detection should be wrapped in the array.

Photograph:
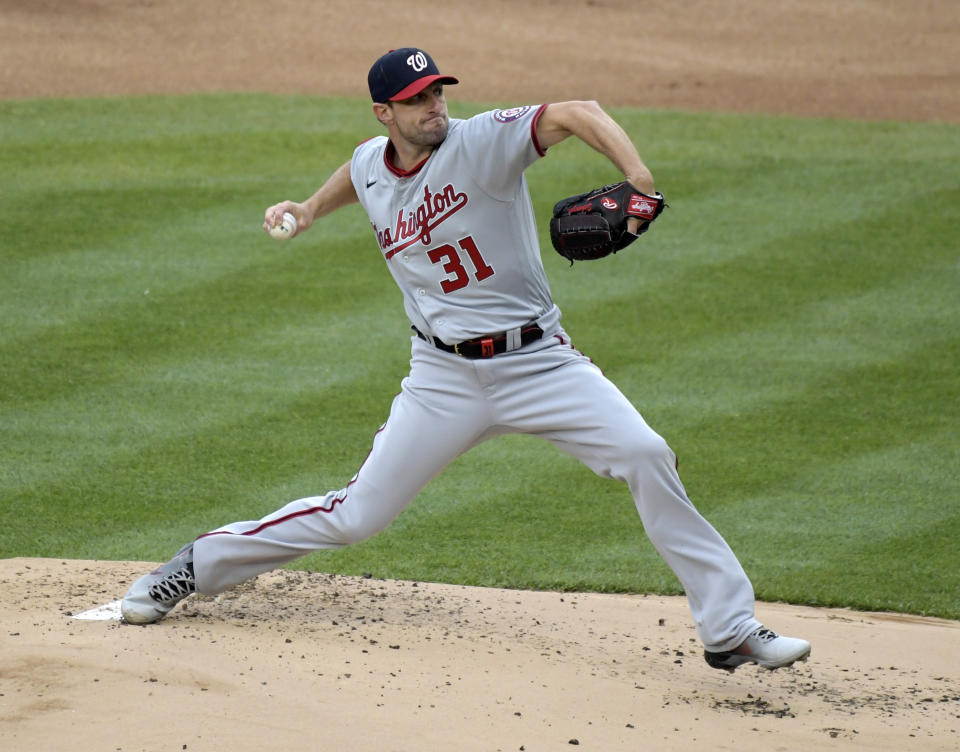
[{"x1": 427, "y1": 235, "x2": 495, "y2": 293}]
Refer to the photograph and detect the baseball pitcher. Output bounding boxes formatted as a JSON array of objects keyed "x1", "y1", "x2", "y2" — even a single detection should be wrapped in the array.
[{"x1": 122, "y1": 48, "x2": 810, "y2": 673}]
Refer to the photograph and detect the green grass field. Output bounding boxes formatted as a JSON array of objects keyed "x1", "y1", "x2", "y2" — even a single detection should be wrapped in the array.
[{"x1": 2, "y1": 94, "x2": 958, "y2": 618}]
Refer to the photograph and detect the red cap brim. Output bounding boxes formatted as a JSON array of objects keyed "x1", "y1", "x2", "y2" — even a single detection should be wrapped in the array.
[{"x1": 389, "y1": 74, "x2": 459, "y2": 102}]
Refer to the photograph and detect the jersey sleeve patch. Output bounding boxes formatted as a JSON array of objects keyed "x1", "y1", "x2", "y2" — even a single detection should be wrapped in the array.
[{"x1": 493, "y1": 106, "x2": 533, "y2": 123}]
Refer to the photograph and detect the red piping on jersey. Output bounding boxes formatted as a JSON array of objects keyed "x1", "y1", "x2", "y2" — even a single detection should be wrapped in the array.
[
  {"x1": 554, "y1": 332, "x2": 601, "y2": 372},
  {"x1": 380, "y1": 104, "x2": 548, "y2": 177},
  {"x1": 196, "y1": 493, "x2": 349, "y2": 540},
  {"x1": 553, "y1": 333, "x2": 590, "y2": 359},
  {"x1": 196, "y1": 422, "x2": 389, "y2": 541},
  {"x1": 383, "y1": 140, "x2": 430, "y2": 178},
  {"x1": 531, "y1": 104, "x2": 549, "y2": 157}
]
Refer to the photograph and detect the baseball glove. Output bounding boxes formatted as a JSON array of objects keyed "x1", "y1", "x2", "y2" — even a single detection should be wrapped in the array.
[{"x1": 549, "y1": 181, "x2": 666, "y2": 262}]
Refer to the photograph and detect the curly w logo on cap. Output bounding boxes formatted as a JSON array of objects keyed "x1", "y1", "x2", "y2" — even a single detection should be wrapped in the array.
[{"x1": 367, "y1": 47, "x2": 459, "y2": 102}]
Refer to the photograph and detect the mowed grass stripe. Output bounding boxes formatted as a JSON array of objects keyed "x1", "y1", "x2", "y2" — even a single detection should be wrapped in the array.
[
  {"x1": 5, "y1": 372, "x2": 405, "y2": 559},
  {"x1": 1, "y1": 176, "x2": 388, "y2": 392},
  {"x1": 604, "y1": 251, "x2": 958, "y2": 418},
  {"x1": 2, "y1": 231, "x2": 408, "y2": 500},
  {"x1": 2, "y1": 179, "x2": 366, "y2": 333},
  {"x1": 718, "y1": 461, "x2": 959, "y2": 617}
]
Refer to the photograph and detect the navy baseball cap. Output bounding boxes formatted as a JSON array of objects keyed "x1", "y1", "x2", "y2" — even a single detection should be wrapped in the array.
[{"x1": 368, "y1": 48, "x2": 459, "y2": 103}]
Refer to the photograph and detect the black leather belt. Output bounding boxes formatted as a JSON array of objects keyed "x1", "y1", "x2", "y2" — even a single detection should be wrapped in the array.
[{"x1": 413, "y1": 324, "x2": 544, "y2": 359}]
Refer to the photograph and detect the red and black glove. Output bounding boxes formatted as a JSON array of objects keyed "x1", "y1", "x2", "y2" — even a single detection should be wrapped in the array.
[{"x1": 549, "y1": 181, "x2": 666, "y2": 262}]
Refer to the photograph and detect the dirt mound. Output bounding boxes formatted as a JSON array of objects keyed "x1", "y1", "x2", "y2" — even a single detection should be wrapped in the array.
[{"x1": 3, "y1": 558, "x2": 959, "y2": 751}]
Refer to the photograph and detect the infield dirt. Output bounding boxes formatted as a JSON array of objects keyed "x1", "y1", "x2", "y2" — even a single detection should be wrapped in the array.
[{"x1": 2, "y1": 2, "x2": 959, "y2": 750}]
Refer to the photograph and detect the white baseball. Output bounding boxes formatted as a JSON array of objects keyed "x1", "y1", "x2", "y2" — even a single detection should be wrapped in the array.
[{"x1": 269, "y1": 211, "x2": 297, "y2": 240}]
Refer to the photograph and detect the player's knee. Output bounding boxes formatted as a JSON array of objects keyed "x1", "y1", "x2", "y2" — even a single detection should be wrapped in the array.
[
  {"x1": 331, "y1": 504, "x2": 399, "y2": 545},
  {"x1": 624, "y1": 430, "x2": 674, "y2": 468},
  {"x1": 333, "y1": 516, "x2": 382, "y2": 545}
]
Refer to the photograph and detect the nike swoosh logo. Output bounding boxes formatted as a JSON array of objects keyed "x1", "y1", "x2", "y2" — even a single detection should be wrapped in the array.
[{"x1": 366, "y1": 180, "x2": 377, "y2": 188}]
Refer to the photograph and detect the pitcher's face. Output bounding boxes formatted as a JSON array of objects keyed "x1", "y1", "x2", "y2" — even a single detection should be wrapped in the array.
[{"x1": 387, "y1": 82, "x2": 449, "y2": 149}]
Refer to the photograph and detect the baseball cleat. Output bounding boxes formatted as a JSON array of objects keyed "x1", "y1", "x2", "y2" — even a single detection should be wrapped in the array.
[
  {"x1": 704, "y1": 626, "x2": 811, "y2": 672},
  {"x1": 121, "y1": 543, "x2": 197, "y2": 625}
]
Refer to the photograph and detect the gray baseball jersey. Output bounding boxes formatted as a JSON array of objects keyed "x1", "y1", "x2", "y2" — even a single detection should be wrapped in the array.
[{"x1": 350, "y1": 104, "x2": 560, "y2": 344}]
